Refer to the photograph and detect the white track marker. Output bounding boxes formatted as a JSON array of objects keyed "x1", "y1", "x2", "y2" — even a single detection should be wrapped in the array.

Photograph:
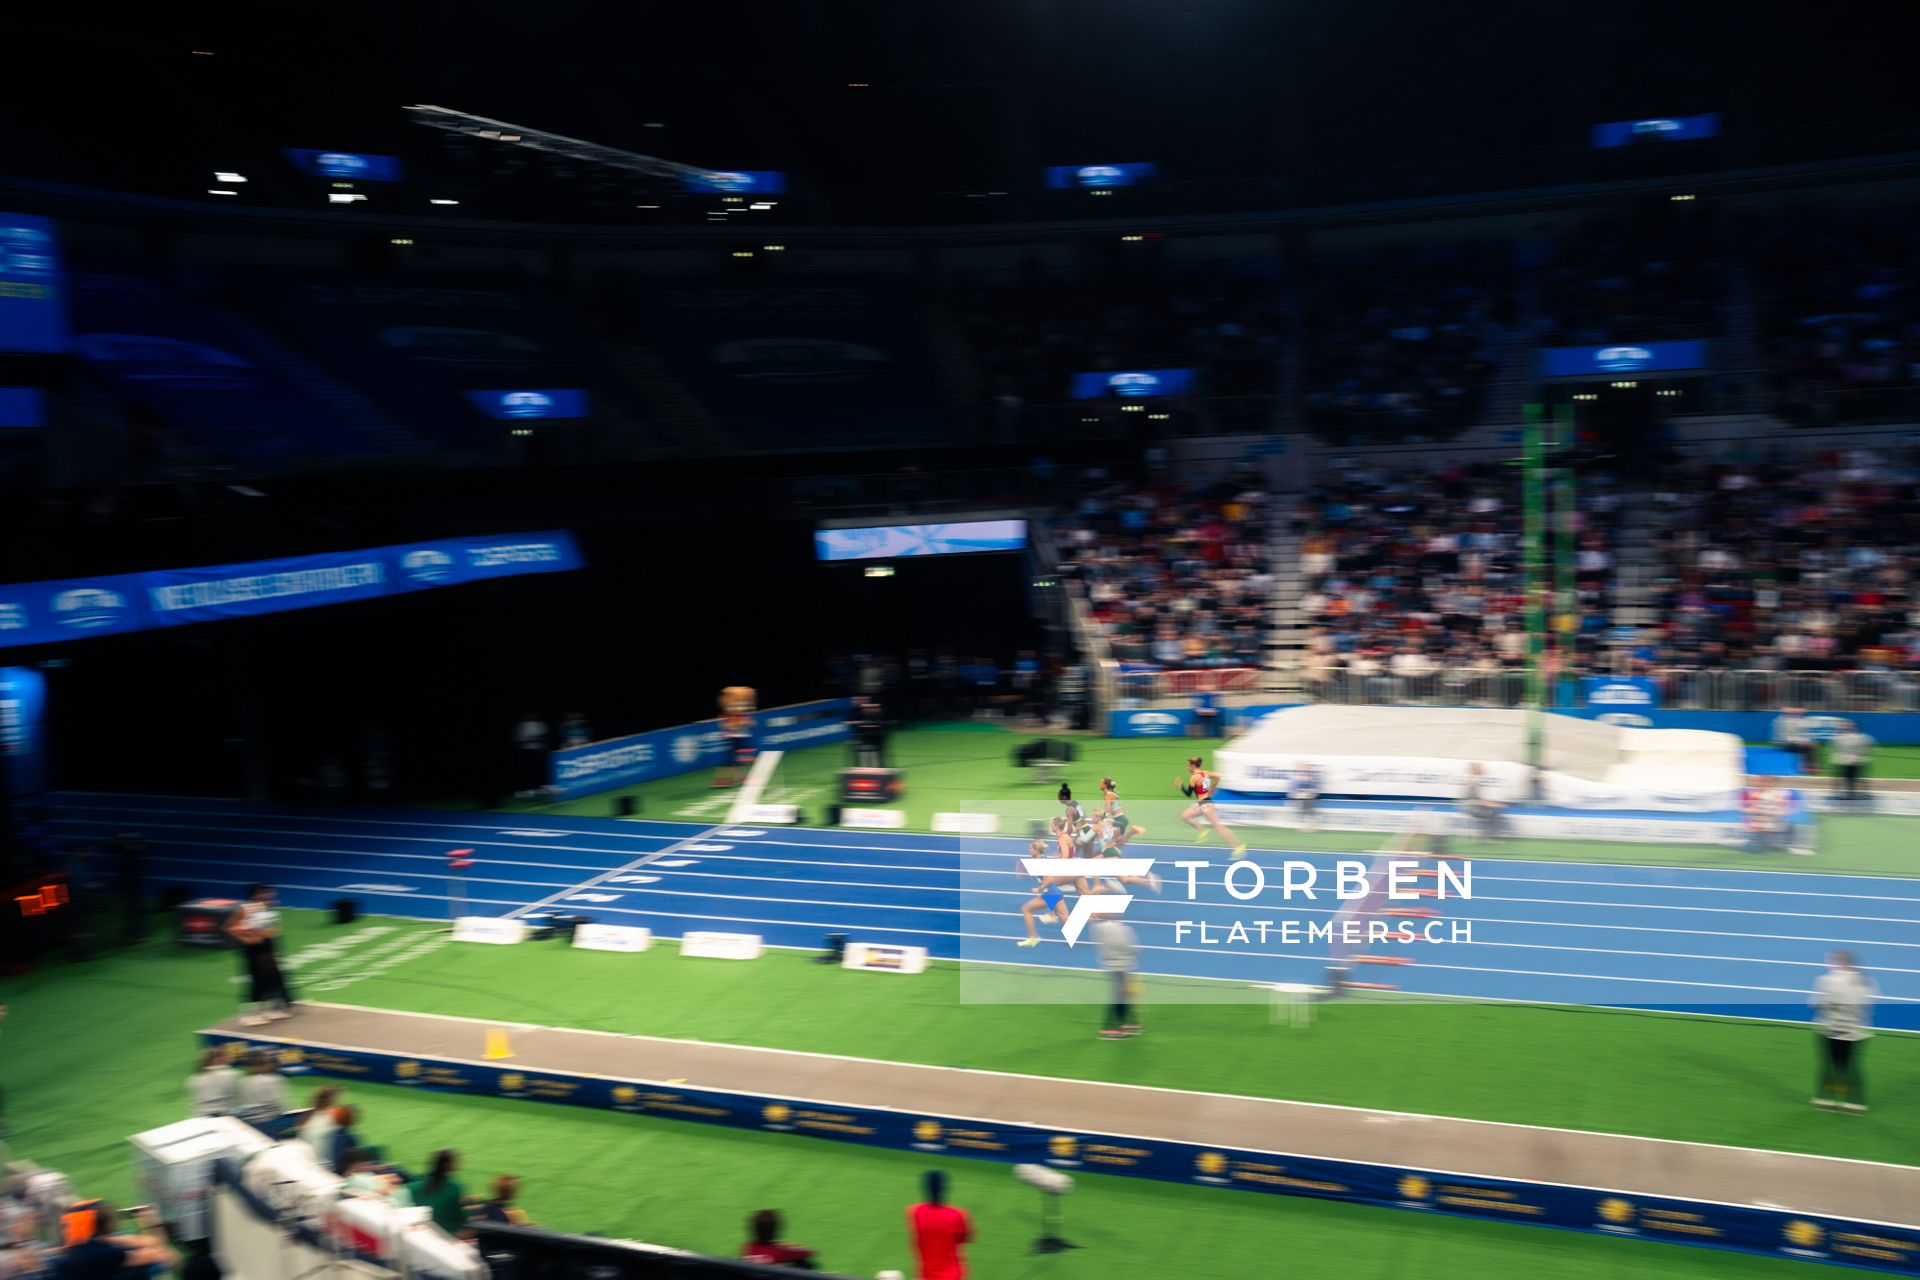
[{"x1": 726, "y1": 749, "x2": 785, "y2": 823}]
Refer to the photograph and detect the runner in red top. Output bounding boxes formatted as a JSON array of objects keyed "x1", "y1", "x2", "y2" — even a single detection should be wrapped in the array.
[
  {"x1": 908, "y1": 1171, "x2": 971, "y2": 1280},
  {"x1": 1181, "y1": 754, "x2": 1248, "y2": 859}
]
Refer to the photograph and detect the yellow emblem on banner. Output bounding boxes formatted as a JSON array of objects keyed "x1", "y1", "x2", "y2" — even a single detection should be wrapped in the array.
[
  {"x1": 1785, "y1": 1221, "x2": 1825, "y2": 1249},
  {"x1": 1398, "y1": 1175, "x2": 1432, "y2": 1201},
  {"x1": 1598, "y1": 1198, "x2": 1634, "y2": 1225}
]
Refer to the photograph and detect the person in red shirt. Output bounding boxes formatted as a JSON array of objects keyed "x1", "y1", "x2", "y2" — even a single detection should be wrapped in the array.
[
  {"x1": 739, "y1": 1209, "x2": 816, "y2": 1269},
  {"x1": 907, "y1": 1171, "x2": 971, "y2": 1280}
]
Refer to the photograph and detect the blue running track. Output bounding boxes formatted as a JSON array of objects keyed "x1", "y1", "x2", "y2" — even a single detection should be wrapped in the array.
[{"x1": 52, "y1": 793, "x2": 1920, "y2": 1029}]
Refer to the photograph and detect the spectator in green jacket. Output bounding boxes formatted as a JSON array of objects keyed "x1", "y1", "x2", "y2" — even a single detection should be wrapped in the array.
[{"x1": 412, "y1": 1150, "x2": 467, "y2": 1237}]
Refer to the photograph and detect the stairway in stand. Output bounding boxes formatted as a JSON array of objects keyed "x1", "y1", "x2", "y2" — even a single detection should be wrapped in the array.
[{"x1": 1265, "y1": 521, "x2": 1308, "y2": 699}]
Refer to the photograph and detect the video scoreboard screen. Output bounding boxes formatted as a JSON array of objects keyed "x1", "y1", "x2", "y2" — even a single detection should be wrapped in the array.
[
  {"x1": 815, "y1": 520, "x2": 1028, "y2": 561},
  {"x1": 1044, "y1": 162, "x2": 1157, "y2": 189},
  {"x1": 1069, "y1": 368, "x2": 1195, "y2": 399},
  {"x1": 684, "y1": 170, "x2": 788, "y2": 194},
  {"x1": 1590, "y1": 113, "x2": 1720, "y2": 148}
]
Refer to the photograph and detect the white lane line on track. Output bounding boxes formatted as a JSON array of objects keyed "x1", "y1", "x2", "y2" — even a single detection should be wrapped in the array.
[
  {"x1": 55, "y1": 799, "x2": 1920, "y2": 886},
  {"x1": 504, "y1": 824, "x2": 726, "y2": 918},
  {"x1": 183, "y1": 860, "x2": 1920, "y2": 978},
  {"x1": 263, "y1": 886, "x2": 1920, "y2": 1003},
  {"x1": 74, "y1": 813, "x2": 1920, "y2": 908},
  {"x1": 131, "y1": 837, "x2": 1920, "y2": 927},
  {"x1": 142, "y1": 850, "x2": 1920, "y2": 960}
]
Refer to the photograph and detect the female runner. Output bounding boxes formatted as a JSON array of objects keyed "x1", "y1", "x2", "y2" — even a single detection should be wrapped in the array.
[
  {"x1": 1019, "y1": 836, "x2": 1080, "y2": 947},
  {"x1": 1180, "y1": 755, "x2": 1248, "y2": 859}
]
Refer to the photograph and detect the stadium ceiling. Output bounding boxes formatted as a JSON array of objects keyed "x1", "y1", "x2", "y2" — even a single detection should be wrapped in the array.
[{"x1": 403, "y1": 104, "x2": 713, "y2": 183}]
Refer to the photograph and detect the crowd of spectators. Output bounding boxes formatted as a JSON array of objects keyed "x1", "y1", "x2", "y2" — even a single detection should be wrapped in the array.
[
  {"x1": 1299, "y1": 243, "x2": 1511, "y2": 442},
  {"x1": 1057, "y1": 475, "x2": 1273, "y2": 671},
  {"x1": 1537, "y1": 213, "x2": 1721, "y2": 345},
  {"x1": 954, "y1": 268, "x2": 1285, "y2": 435},
  {"x1": 1750, "y1": 207, "x2": 1920, "y2": 425},
  {"x1": 1641, "y1": 448, "x2": 1920, "y2": 674},
  {"x1": 1293, "y1": 458, "x2": 1619, "y2": 692}
]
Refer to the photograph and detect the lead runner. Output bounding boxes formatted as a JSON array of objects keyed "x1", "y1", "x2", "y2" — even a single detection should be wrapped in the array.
[{"x1": 1180, "y1": 754, "x2": 1248, "y2": 859}]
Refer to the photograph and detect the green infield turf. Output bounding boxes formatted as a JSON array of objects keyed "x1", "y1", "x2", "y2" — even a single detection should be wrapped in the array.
[
  {"x1": 0, "y1": 919, "x2": 1851, "y2": 1279},
  {"x1": 8, "y1": 912, "x2": 1909, "y2": 1170},
  {"x1": 493, "y1": 722, "x2": 1920, "y2": 877}
]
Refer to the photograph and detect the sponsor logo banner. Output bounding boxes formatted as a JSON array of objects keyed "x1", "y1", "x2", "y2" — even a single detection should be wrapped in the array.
[
  {"x1": 839, "y1": 807, "x2": 906, "y2": 829},
  {"x1": 572, "y1": 923, "x2": 652, "y2": 953},
  {"x1": 842, "y1": 942, "x2": 929, "y2": 974},
  {"x1": 451, "y1": 917, "x2": 527, "y2": 945},
  {"x1": 679, "y1": 931, "x2": 763, "y2": 961},
  {"x1": 0, "y1": 531, "x2": 583, "y2": 648},
  {"x1": 548, "y1": 699, "x2": 851, "y2": 799}
]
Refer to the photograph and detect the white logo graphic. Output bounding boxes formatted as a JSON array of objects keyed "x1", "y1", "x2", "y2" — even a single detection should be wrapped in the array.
[
  {"x1": 50, "y1": 588, "x2": 128, "y2": 629},
  {"x1": 1595, "y1": 712, "x2": 1653, "y2": 728},
  {"x1": 565, "y1": 893, "x2": 621, "y2": 903},
  {"x1": 671, "y1": 734, "x2": 707, "y2": 765},
  {"x1": 314, "y1": 152, "x2": 370, "y2": 175},
  {"x1": 1019, "y1": 857, "x2": 1156, "y2": 945},
  {"x1": 1128, "y1": 711, "x2": 1182, "y2": 734},
  {"x1": 1108, "y1": 371, "x2": 1163, "y2": 396},
  {"x1": 499, "y1": 391, "x2": 554, "y2": 418},
  {"x1": 1595, "y1": 345, "x2": 1653, "y2": 371},
  {"x1": 399, "y1": 549, "x2": 456, "y2": 584},
  {"x1": 1589, "y1": 681, "x2": 1652, "y2": 706},
  {"x1": 0, "y1": 603, "x2": 25, "y2": 631}
]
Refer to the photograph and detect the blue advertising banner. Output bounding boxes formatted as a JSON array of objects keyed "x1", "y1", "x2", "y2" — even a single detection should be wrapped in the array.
[
  {"x1": 1591, "y1": 112, "x2": 1721, "y2": 148},
  {"x1": 204, "y1": 1030, "x2": 1920, "y2": 1275},
  {"x1": 1568, "y1": 706, "x2": 1920, "y2": 745},
  {"x1": 1583, "y1": 676, "x2": 1660, "y2": 711},
  {"x1": 0, "y1": 213, "x2": 65, "y2": 354},
  {"x1": 463, "y1": 389, "x2": 589, "y2": 420},
  {"x1": 1108, "y1": 708, "x2": 1198, "y2": 737},
  {"x1": 1043, "y1": 162, "x2": 1158, "y2": 189},
  {"x1": 1541, "y1": 340, "x2": 1710, "y2": 378},
  {"x1": 0, "y1": 666, "x2": 49, "y2": 797},
  {"x1": 0, "y1": 531, "x2": 583, "y2": 648},
  {"x1": 1129, "y1": 700, "x2": 1920, "y2": 747},
  {"x1": 282, "y1": 149, "x2": 404, "y2": 182},
  {"x1": 1069, "y1": 368, "x2": 1196, "y2": 399},
  {"x1": 683, "y1": 170, "x2": 788, "y2": 194},
  {"x1": 548, "y1": 698, "x2": 853, "y2": 799}
]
